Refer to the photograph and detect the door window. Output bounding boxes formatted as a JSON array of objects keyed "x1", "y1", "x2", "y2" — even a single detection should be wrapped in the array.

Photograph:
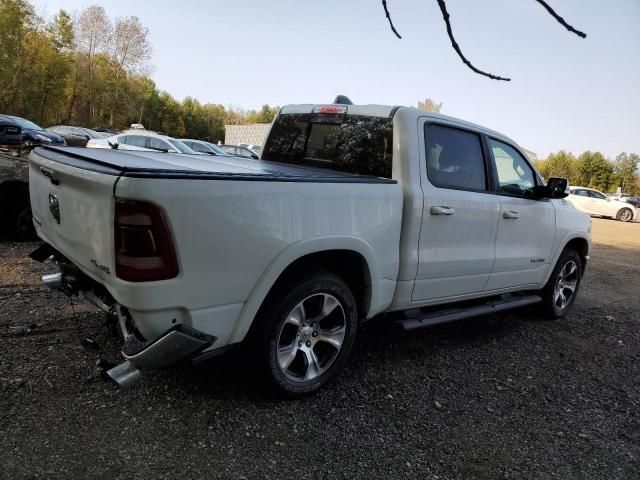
[
  {"x1": 588, "y1": 190, "x2": 607, "y2": 200},
  {"x1": 124, "y1": 135, "x2": 148, "y2": 148},
  {"x1": 148, "y1": 137, "x2": 170, "y2": 151},
  {"x1": 573, "y1": 189, "x2": 589, "y2": 197},
  {"x1": 191, "y1": 142, "x2": 209, "y2": 153},
  {"x1": 488, "y1": 139, "x2": 536, "y2": 196},
  {"x1": 425, "y1": 124, "x2": 487, "y2": 191}
]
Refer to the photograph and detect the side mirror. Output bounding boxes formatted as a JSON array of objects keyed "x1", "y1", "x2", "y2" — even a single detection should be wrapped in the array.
[{"x1": 532, "y1": 177, "x2": 569, "y2": 199}]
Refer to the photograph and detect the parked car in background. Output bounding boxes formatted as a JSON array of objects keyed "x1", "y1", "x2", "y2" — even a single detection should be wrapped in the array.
[
  {"x1": 622, "y1": 196, "x2": 640, "y2": 209},
  {"x1": 93, "y1": 126, "x2": 118, "y2": 136},
  {"x1": 180, "y1": 139, "x2": 229, "y2": 156},
  {"x1": 30, "y1": 98, "x2": 591, "y2": 396},
  {"x1": 0, "y1": 115, "x2": 64, "y2": 149},
  {"x1": 87, "y1": 130, "x2": 198, "y2": 154},
  {"x1": 567, "y1": 186, "x2": 637, "y2": 222},
  {"x1": 238, "y1": 143, "x2": 263, "y2": 156},
  {"x1": 220, "y1": 144, "x2": 259, "y2": 159},
  {"x1": 46, "y1": 125, "x2": 107, "y2": 147}
]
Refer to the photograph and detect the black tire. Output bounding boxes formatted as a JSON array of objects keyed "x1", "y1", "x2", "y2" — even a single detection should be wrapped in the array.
[
  {"x1": 616, "y1": 207, "x2": 633, "y2": 222},
  {"x1": 539, "y1": 249, "x2": 583, "y2": 319},
  {"x1": 250, "y1": 272, "x2": 358, "y2": 397},
  {"x1": 5, "y1": 195, "x2": 36, "y2": 241}
]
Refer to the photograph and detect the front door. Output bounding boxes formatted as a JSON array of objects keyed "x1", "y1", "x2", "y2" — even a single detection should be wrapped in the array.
[
  {"x1": 413, "y1": 121, "x2": 500, "y2": 302},
  {"x1": 587, "y1": 189, "x2": 611, "y2": 216},
  {"x1": 484, "y1": 138, "x2": 555, "y2": 290}
]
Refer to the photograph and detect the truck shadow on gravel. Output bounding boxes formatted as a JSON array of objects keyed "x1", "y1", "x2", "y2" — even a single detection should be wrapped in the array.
[{"x1": 151, "y1": 310, "x2": 533, "y2": 401}]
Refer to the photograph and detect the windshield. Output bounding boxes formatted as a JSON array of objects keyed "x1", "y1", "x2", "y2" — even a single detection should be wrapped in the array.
[
  {"x1": 85, "y1": 128, "x2": 105, "y2": 139},
  {"x1": 11, "y1": 117, "x2": 42, "y2": 131},
  {"x1": 262, "y1": 113, "x2": 393, "y2": 178},
  {"x1": 206, "y1": 143, "x2": 228, "y2": 155},
  {"x1": 168, "y1": 139, "x2": 196, "y2": 154}
]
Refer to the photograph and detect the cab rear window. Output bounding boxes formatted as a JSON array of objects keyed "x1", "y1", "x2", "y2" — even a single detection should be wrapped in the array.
[{"x1": 262, "y1": 113, "x2": 393, "y2": 178}]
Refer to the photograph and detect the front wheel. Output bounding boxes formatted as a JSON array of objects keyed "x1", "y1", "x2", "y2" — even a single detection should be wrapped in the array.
[
  {"x1": 252, "y1": 272, "x2": 358, "y2": 396},
  {"x1": 616, "y1": 208, "x2": 633, "y2": 222},
  {"x1": 539, "y1": 249, "x2": 583, "y2": 318}
]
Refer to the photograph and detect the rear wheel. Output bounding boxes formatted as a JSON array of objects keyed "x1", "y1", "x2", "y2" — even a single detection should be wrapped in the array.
[
  {"x1": 252, "y1": 272, "x2": 358, "y2": 396},
  {"x1": 539, "y1": 249, "x2": 583, "y2": 318},
  {"x1": 616, "y1": 208, "x2": 633, "y2": 222}
]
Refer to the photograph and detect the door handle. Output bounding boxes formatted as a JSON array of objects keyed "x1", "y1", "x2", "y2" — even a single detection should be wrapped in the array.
[
  {"x1": 430, "y1": 206, "x2": 455, "y2": 215},
  {"x1": 40, "y1": 167, "x2": 59, "y2": 186},
  {"x1": 503, "y1": 210, "x2": 521, "y2": 219}
]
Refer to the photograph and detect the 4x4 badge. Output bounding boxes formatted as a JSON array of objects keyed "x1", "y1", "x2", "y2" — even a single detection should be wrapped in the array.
[{"x1": 48, "y1": 193, "x2": 60, "y2": 224}]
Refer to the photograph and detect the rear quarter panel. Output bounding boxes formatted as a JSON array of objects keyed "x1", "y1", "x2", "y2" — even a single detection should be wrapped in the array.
[{"x1": 113, "y1": 177, "x2": 403, "y2": 345}]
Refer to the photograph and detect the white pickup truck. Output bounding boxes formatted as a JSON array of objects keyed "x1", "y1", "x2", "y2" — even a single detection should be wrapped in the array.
[{"x1": 28, "y1": 99, "x2": 591, "y2": 395}]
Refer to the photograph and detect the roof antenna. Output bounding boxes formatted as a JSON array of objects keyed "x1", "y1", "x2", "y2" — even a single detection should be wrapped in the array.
[{"x1": 333, "y1": 95, "x2": 353, "y2": 105}]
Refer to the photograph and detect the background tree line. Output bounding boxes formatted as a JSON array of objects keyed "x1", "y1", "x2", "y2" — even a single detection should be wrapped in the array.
[
  {"x1": 0, "y1": 0, "x2": 278, "y2": 143},
  {"x1": 534, "y1": 152, "x2": 640, "y2": 195}
]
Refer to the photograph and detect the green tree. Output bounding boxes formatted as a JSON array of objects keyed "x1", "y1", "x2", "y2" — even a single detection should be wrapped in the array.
[
  {"x1": 48, "y1": 9, "x2": 73, "y2": 51},
  {"x1": 612, "y1": 152, "x2": 639, "y2": 194},
  {"x1": 246, "y1": 104, "x2": 279, "y2": 123},
  {"x1": 536, "y1": 151, "x2": 578, "y2": 183},
  {"x1": 0, "y1": 0, "x2": 36, "y2": 111},
  {"x1": 576, "y1": 151, "x2": 614, "y2": 192}
]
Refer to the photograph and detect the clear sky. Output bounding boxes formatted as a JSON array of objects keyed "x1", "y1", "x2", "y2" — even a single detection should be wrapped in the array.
[{"x1": 31, "y1": 0, "x2": 640, "y2": 159}]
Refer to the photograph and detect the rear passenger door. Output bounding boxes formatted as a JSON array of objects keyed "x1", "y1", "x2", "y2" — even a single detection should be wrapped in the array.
[
  {"x1": 484, "y1": 138, "x2": 555, "y2": 290},
  {"x1": 413, "y1": 122, "x2": 501, "y2": 302}
]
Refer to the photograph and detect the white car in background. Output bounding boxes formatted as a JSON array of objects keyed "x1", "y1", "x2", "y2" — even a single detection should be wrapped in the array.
[
  {"x1": 86, "y1": 130, "x2": 198, "y2": 155},
  {"x1": 567, "y1": 186, "x2": 637, "y2": 222}
]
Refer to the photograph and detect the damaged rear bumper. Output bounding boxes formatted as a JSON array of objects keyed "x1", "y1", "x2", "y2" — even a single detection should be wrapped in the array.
[{"x1": 33, "y1": 244, "x2": 216, "y2": 384}]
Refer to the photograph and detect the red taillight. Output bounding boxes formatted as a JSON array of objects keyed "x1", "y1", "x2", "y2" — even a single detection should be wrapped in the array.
[{"x1": 114, "y1": 199, "x2": 179, "y2": 282}]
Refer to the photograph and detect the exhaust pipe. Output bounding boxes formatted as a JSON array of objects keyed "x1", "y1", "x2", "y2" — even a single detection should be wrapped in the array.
[
  {"x1": 104, "y1": 360, "x2": 141, "y2": 387},
  {"x1": 42, "y1": 272, "x2": 63, "y2": 290}
]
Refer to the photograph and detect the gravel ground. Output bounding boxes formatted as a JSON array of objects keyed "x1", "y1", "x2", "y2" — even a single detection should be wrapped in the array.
[{"x1": 1, "y1": 218, "x2": 639, "y2": 480}]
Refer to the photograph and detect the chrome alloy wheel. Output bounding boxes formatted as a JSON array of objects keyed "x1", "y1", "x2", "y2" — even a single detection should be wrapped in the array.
[
  {"x1": 554, "y1": 260, "x2": 579, "y2": 310},
  {"x1": 619, "y1": 209, "x2": 633, "y2": 222},
  {"x1": 275, "y1": 293, "x2": 346, "y2": 382}
]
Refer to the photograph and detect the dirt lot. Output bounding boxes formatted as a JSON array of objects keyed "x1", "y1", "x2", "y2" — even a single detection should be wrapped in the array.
[{"x1": 1, "y1": 218, "x2": 639, "y2": 480}]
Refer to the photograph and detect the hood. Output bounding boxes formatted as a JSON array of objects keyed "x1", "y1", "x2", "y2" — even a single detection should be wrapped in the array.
[{"x1": 23, "y1": 128, "x2": 65, "y2": 145}]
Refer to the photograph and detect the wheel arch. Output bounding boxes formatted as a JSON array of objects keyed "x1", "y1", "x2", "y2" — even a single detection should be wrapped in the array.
[
  {"x1": 0, "y1": 179, "x2": 30, "y2": 225},
  {"x1": 229, "y1": 236, "x2": 383, "y2": 344},
  {"x1": 0, "y1": 179, "x2": 29, "y2": 199},
  {"x1": 543, "y1": 233, "x2": 590, "y2": 286},
  {"x1": 564, "y1": 237, "x2": 589, "y2": 271}
]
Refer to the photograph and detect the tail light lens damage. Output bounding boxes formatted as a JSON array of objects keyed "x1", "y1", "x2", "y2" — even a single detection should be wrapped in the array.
[{"x1": 114, "y1": 199, "x2": 178, "y2": 282}]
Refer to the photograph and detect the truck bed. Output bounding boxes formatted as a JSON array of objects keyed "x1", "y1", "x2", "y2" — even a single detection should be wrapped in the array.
[
  {"x1": 34, "y1": 146, "x2": 397, "y2": 184},
  {"x1": 29, "y1": 145, "x2": 403, "y2": 345}
]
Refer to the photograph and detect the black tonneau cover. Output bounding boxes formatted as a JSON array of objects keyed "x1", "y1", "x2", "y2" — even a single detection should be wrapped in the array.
[{"x1": 33, "y1": 146, "x2": 396, "y2": 184}]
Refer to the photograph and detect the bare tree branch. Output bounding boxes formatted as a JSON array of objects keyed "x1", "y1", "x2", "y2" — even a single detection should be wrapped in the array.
[
  {"x1": 435, "y1": 0, "x2": 510, "y2": 81},
  {"x1": 381, "y1": 0, "x2": 402, "y2": 39},
  {"x1": 534, "y1": 0, "x2": 587, "y2": 38},
  {"x1": 379, "y1": 0, "x2": 587, "y2": 81}
]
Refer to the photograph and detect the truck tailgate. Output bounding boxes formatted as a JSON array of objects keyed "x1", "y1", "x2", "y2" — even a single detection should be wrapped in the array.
[{"x1": 29, "y1": 149, "x2": 117, "y2": 281}]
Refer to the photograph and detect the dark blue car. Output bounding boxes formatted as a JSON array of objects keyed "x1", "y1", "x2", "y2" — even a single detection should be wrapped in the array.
[{"x1": 0, "y1": 114, "x2": 65, "y2": 149}]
